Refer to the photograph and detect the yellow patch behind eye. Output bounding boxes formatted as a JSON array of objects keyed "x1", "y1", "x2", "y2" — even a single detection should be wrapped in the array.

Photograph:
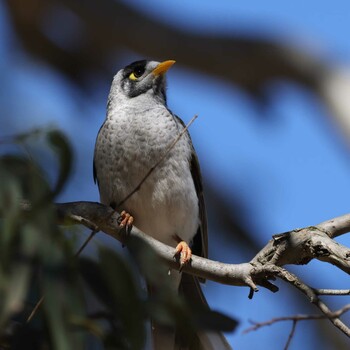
[{"x1": 129, "y1": 72, "x2": 137, "y2": 80}]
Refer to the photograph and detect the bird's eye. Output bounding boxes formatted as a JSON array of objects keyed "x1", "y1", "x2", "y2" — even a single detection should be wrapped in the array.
[{"x1": 129, "y1": 67, "x2": 145, "y2": 80}]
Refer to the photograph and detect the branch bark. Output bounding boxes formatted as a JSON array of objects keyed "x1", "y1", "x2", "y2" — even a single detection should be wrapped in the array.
[
  {"x1": 55, "y1": 201, "x2": 350, "y2": 337},
  {"x1": 251, "y1": 221, "x2": 350, "y2": 274},
  {"x1": 56, "y1": 202, "x2": 261, "y2": 290},
  {"x1": 56, "y1": 202, "x2": 350, "y2": 280}
]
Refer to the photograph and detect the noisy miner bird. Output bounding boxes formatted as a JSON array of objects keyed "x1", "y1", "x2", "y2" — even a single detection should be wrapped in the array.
[{"x1": 93, "y1": 60, "x2": 232, "y2": 350}]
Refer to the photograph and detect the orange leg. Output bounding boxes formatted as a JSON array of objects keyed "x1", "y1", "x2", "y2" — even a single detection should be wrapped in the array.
[
  {"x1": 118, "y1": 210, "x2": 134, "y2": 228},
  {"x1": 174, "y1": 241, "x2": 192, "y2": 268}
]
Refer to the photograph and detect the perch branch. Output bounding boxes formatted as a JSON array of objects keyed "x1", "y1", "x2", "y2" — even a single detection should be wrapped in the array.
[
  {"x1": 56, "y1": 202, "x2": 262, "y2": 290},
  {"x1": 53, "y1": 201, "x2": 350, "y2": 337},
  {"x1": 56, "y1": 202, "x2": 350, "y2": 281}
]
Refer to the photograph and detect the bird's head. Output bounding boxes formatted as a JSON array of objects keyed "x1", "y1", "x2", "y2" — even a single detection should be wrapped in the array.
[{"x1": 108, "y1": 60, "x2": 176, "y2": 108}]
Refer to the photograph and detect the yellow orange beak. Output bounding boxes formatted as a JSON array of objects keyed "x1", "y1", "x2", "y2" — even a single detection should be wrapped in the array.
[{"x1": 152, "y1": 60, "x2": 176, "y2": 76}]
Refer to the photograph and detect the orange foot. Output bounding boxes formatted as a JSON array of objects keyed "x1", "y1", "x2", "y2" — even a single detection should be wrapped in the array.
[
  {"x1": 118, "y1": 210, "x2": 134, "y2": 229},
  {"x1": 174, "y1": 241, "x2": 192, "y2": 270}
]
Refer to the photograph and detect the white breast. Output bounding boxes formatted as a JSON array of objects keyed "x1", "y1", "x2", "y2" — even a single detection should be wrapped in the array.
[{"x1": 94, "y1": 103, "x2": 199, "y2": 247}]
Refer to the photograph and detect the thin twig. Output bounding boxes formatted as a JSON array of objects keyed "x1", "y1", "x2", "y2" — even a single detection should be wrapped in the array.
[
  {"x1": 284, "y1": 320, "x2": 297, "y2": 350},
  {"x1": 26, "y1": 295, "x2": 44, "y2": 323},
  {"x1": 244, "y1": 304, "x2": 350, "y2": 334},
  {"x1": 262, "y1": 265, "x2": 350, "y2": 336},
  {"x1": 315, "y1": 299, "x2": 350, "y2": 336},
  {"x1": 117, "y1": 115, "x2": 198, "y2": 207},
  {"x1": 74, "y1": 230, "x2": 99, "y2": 257}
]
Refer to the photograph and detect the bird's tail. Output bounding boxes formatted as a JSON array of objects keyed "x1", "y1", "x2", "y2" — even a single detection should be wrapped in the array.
[{"x1": 151, "y1": 273, "x2": 233, "y2": 350}]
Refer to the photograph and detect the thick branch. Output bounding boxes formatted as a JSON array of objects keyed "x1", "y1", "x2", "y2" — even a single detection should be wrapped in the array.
[
  {"x1": 56, "y1": 201, "x2": 350, "y2": 289},
  {"x1": 318, "y1": 213, "x2": 350, "y2": 238},
  {"x1": 50, "y1": 201, "x2": 350, "y2": 337},
  {"x1": 56, "y1": 201, "x2": 261, "y2": 290},
  {"x1": 251, "y1": 224, "x2": 350, "y2": 273}
]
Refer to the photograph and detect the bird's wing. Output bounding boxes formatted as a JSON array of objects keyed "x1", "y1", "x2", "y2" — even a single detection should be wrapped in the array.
[
  {"x1": 190, "y1": 147, "x2": 208, "y2": 260},
  {"x1": 93, "y1": 122, "x2": 106, "y2": 187},
  {"x1": 93, "y1": 159, "x2": 98, "y2": 184}
]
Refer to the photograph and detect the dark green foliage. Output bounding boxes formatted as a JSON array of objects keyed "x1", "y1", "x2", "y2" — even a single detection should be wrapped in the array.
[
  {"x1": 0, "y1": 129, "x2": 236, "y2": 349},
  {"x1": 0, "y1": 130, "x2": 85, "y2": 349},
  {"x1": 46, "y1": 130, "x2": 72, "y2": 198}
]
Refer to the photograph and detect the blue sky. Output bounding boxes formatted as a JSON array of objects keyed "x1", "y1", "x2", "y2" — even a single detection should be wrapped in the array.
[
  {"x1": 1, "y1": 0, "x2": 350, "y2": 349},
  {"x1": 122, "y1": 0, "x2": 350, "y2": 61}
]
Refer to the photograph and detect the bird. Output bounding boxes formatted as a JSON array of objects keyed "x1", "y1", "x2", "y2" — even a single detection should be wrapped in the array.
[{"x1": 93, "y1": 59, "x2": 232, "y2": 350}]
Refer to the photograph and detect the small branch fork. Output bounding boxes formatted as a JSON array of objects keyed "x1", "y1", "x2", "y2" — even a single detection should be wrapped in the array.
[
  {"x1": 244, "y1": 304, "x2": 350, "y2": 350},
  {"x1": 244, "y1": 304, "x2": 350, "y2": 331},
  {"x1": 54, "y1": 202, "x2": 350, "y2": 339}
]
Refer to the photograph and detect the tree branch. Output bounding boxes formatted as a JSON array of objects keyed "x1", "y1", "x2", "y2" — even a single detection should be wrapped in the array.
[
  {"x1": 56, "y1": 201, "x2": 263, "y2": 291},
  {"x1": 244, "y1": 304, "x2": 350, "y2": 333},
  {"x1": 54, "y1": 201, "x2": 350, "y2": 337},
  {"x1": 318, "y1": 213, "x2": 350, "y2": 238},
  {"x1": 251, "y1": 223, "x2": 350, "y2": 273},
  {"x1": 56, "y1": 202, "x2": 350, "y2": 284}
]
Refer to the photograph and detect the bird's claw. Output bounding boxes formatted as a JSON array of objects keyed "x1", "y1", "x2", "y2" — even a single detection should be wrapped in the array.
[
  {"x1": 174, "y1": 241, "x2": 192, "y2": 270},
  {"x1": 118, "y1": 210, "x2": 134, "y2": 229}
]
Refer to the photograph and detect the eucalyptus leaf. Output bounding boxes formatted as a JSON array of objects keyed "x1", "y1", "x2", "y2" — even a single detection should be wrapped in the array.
[
  {"x1": 0, "y1": 262, "x2": 31, "y2": 328},
  {"x1": 0, "y1": 130, "x2": 86, "y2": 349},
  {"x1": 46, "y1": 130, "x2": 72, "y2": 198}
]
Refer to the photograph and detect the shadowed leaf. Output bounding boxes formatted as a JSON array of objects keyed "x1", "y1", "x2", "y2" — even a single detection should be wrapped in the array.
[{"x1": 47, "y1": 130, "x2": 72, "y2": 198}]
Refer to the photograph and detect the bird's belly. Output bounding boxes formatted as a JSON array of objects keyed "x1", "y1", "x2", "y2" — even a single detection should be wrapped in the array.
[
  {"x1": 96, "y1": 112, "x2": 199, "y2": 246},
  {"x1": 123, "y1": 171, "x2": 199, "y2": 247}
]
